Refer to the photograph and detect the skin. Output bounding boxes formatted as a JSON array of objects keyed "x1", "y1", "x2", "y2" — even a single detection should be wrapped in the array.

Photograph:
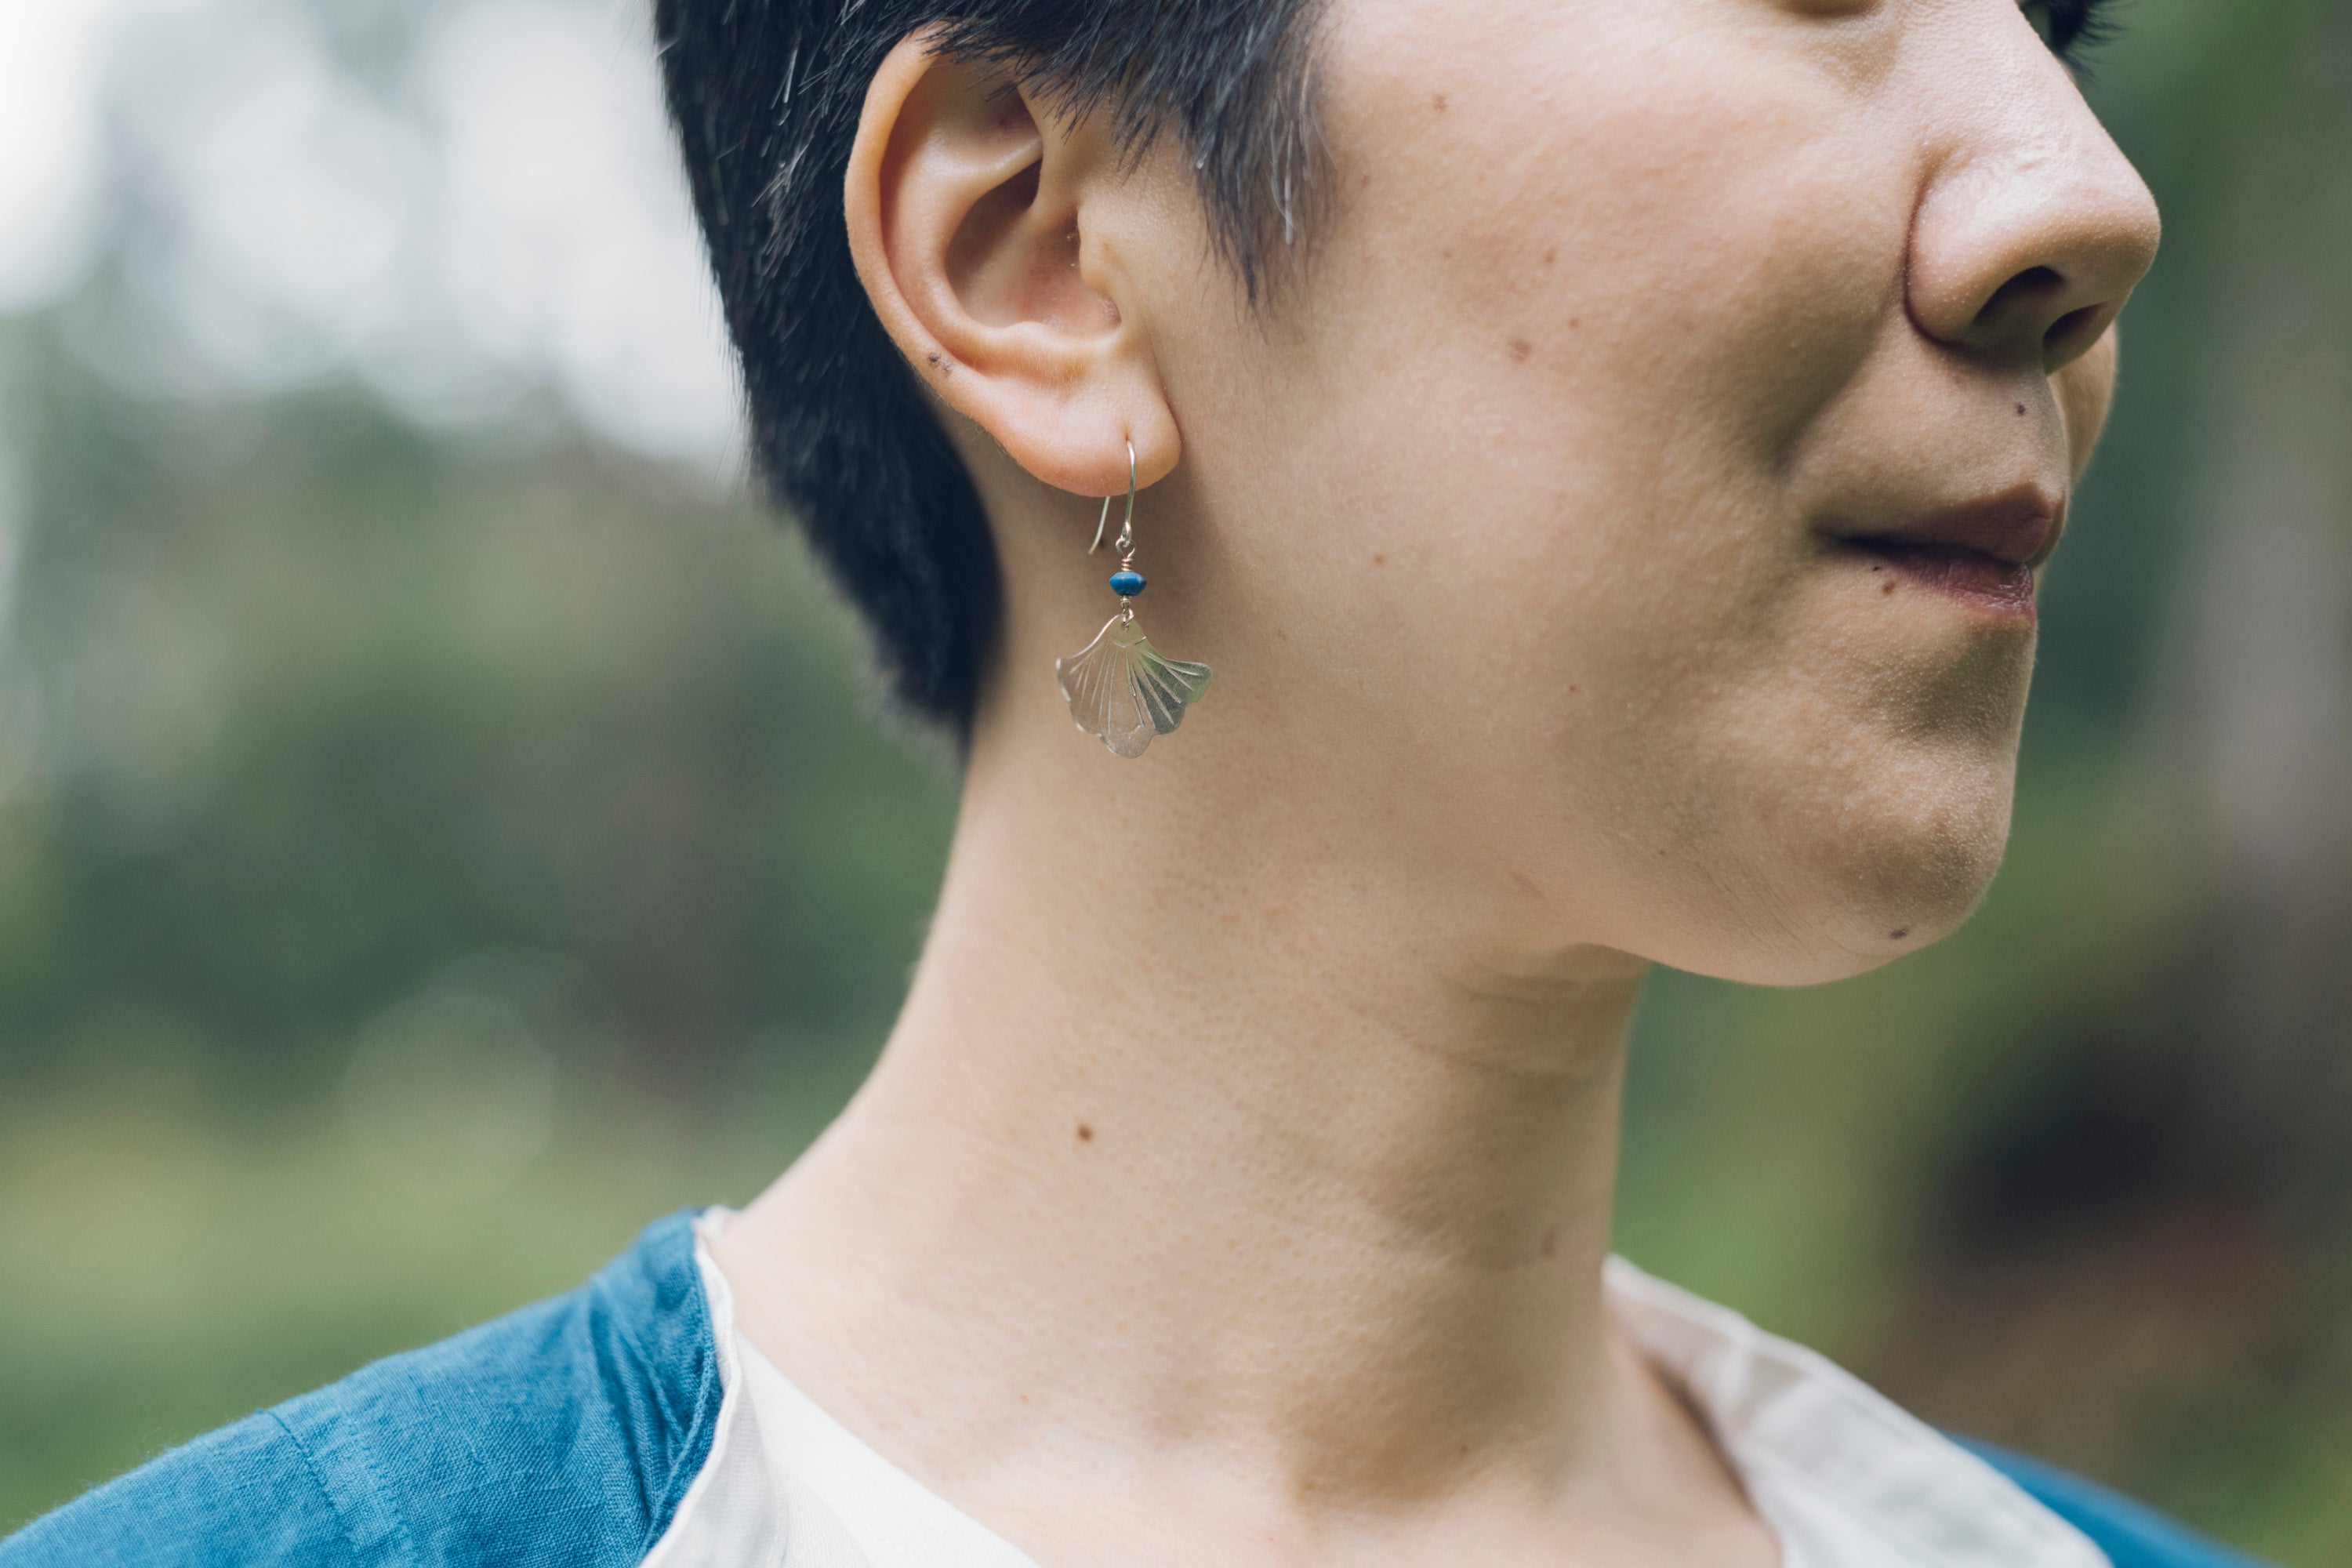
[{"x1": 717, "y1": 1, "x2": 2161, "y2": 1564}]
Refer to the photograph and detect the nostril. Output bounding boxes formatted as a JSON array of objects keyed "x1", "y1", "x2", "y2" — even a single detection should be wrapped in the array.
[
  {"x1": 2043, "y1": 304, "x2": 2105, "y2": 368},
  {"x1": 1963, "y1": 266, "x2": 2111, "y2": 368}
]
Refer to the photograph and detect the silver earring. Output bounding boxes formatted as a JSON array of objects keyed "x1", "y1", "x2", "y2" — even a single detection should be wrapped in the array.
[{"x1": 1055, "y1": 441, "x2": 1210, "y2": 758}]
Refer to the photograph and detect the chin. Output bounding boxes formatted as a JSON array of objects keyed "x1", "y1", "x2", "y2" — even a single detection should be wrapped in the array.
[
  {"x1": 1659, "y1": 741, "x2": 2020, "y2": 989},
  {"x1": 1787, "y1": 759, "x2": 2016, "y2": 982}
]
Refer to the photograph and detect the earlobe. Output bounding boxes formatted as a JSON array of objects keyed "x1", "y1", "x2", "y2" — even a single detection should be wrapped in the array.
[{"x1": 845, "y1": 30, "x2": 1179, "y2": 499}]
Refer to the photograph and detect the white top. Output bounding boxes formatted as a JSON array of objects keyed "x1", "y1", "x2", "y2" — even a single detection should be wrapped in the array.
[{"x1": 646, "y1": 1212, "x2": 2111, "y2": 1568}]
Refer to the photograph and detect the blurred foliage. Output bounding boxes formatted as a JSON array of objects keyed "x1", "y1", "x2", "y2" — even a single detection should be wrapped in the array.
[
  {"x1": 0, "y1": 339, "x2": 956, "y2": 1519},
  {"x1": 5, "y1": 0, "x2": 2352, "y2": 1561}
]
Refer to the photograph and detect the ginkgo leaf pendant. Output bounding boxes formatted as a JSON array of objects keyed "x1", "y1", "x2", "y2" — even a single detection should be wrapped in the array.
[{"x1": 1055, "y1": 613, "x2": 1211, "y2": 758}]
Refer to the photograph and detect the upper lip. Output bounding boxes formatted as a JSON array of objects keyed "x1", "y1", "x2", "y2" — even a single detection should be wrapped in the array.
[{"x1": 1838, "y1": 484, "x2": 2066, "y2": 570}]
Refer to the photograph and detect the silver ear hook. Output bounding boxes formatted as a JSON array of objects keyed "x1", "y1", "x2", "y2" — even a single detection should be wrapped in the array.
[{"x1": 1089, "y1": 440, "x2": 1137, "y2": 555}]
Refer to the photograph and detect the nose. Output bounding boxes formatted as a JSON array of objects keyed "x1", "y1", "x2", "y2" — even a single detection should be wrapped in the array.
[{"x1": 1906, "y1": 36, "x2": 2161, "y2": 372}]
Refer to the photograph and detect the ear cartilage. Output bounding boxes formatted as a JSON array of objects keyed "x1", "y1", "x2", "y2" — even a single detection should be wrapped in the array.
[{"x1": 1057, "y1": 441, "x2": 1210, "y2": 757}]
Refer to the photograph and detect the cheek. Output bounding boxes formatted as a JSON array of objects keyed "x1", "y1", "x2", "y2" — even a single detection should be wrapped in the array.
[
  {"x1": 1330, "y1": 2, "x2": 1911, "y2": 464},
  {"x1": 1290, "y1": 28, "x2": 1912, "y2": 758},
  {"x1": 1298, "y1": 5, "x2": 1919, "y2": 690},
  {"x1": 1183, "y1": 1, "x2": 2031, "y2": 971}
]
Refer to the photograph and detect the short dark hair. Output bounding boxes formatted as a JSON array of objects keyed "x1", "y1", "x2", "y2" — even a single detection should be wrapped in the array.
[{"x1": 652, "y1": 0, "x2": 1331, "y2": 734}]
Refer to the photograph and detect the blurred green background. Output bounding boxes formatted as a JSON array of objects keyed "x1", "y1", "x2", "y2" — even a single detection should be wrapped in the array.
[{"x1": 3, "y1": 0, "x2": 2350, "y2": 1559}]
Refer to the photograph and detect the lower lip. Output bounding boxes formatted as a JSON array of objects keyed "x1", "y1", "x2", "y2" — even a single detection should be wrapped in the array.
[{"x1": 1853, "y1": 543, "x2": 2038, "y2": 621}]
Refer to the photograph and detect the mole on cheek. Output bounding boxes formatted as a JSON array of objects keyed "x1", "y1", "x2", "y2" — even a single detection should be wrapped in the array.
[
  {"x1": 1432, "y1": 92, "x2": 1447, "y2": 112},
  {"x1": 1076, "y1": 1123, "x2": 1094, "y2": 1142},
  {"x1": 1509, "y1": 338, "x2": 1533, "y2": 362}
]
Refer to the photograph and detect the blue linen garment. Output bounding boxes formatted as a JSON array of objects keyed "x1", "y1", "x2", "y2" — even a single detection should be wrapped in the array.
[
  {"x1": 2, "y1": 1208, "x2": 2270, "y2": 1567},
  {"x1": 1962, "y1": 1443, "x2": 2274, "y2": 1568},
  {"x1": 5, "y1": 1210, "x2": 721, "y2": 1567}
]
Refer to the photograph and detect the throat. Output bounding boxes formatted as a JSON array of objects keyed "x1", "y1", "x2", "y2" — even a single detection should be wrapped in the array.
[{"x1": 709, "y1": 750, "x2": 1729, "y2": 1552}]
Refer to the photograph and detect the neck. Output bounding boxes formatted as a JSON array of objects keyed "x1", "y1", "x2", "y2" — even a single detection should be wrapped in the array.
[{"x1": 721, "y1": 692, "x2": 1654, "y2": 1519}]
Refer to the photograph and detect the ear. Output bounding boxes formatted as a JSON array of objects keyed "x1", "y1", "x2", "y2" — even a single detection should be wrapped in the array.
[{"x1": 846, "y1": 29, "x2": 1179, "y2": 499}]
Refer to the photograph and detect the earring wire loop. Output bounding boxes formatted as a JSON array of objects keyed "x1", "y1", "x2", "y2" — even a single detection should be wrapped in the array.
[{"x1": 1089, "y1": 440, "x2": 1138, "y2": 555}]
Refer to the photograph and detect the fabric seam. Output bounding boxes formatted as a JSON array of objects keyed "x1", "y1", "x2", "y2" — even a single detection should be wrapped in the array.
[
  {"x1": 267, "y1": 1408, "x2": 409, "y2": 1567},
  {"x1": 638, "y1": 1215, "x2": 749, "y2": 1563}
]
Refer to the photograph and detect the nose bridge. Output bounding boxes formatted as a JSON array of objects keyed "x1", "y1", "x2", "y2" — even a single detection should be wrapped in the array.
[{"x1": 1905, "y1": 23, "x2": 2161, "y2": 365}]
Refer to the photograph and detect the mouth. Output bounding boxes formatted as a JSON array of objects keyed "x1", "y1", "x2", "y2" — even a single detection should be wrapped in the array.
[
  {"x1": 1833, "y1": 485, "x2": 2063, "y2": 622},
  {"x1": 1847, "y1": 541, "x2": 2038, "y2": 618}
]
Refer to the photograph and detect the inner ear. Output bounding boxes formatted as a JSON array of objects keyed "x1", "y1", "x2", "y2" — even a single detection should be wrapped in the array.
[
  {"x1": 848, "y1": 30, "x2": 1178, "y2": 498},
  {"x1": 931, "y1": 86, "x2": 1116, "y2": 336}
]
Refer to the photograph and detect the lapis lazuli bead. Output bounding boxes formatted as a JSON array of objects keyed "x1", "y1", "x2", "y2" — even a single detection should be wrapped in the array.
[{"x1": 1109, "y1": 569, "x2": 1146, "y2": 597}]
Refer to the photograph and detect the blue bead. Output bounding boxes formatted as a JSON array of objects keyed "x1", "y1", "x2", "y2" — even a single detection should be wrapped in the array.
[{"x1": 1109, "y1": 569, "x2": 1146, "y2": 597}]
